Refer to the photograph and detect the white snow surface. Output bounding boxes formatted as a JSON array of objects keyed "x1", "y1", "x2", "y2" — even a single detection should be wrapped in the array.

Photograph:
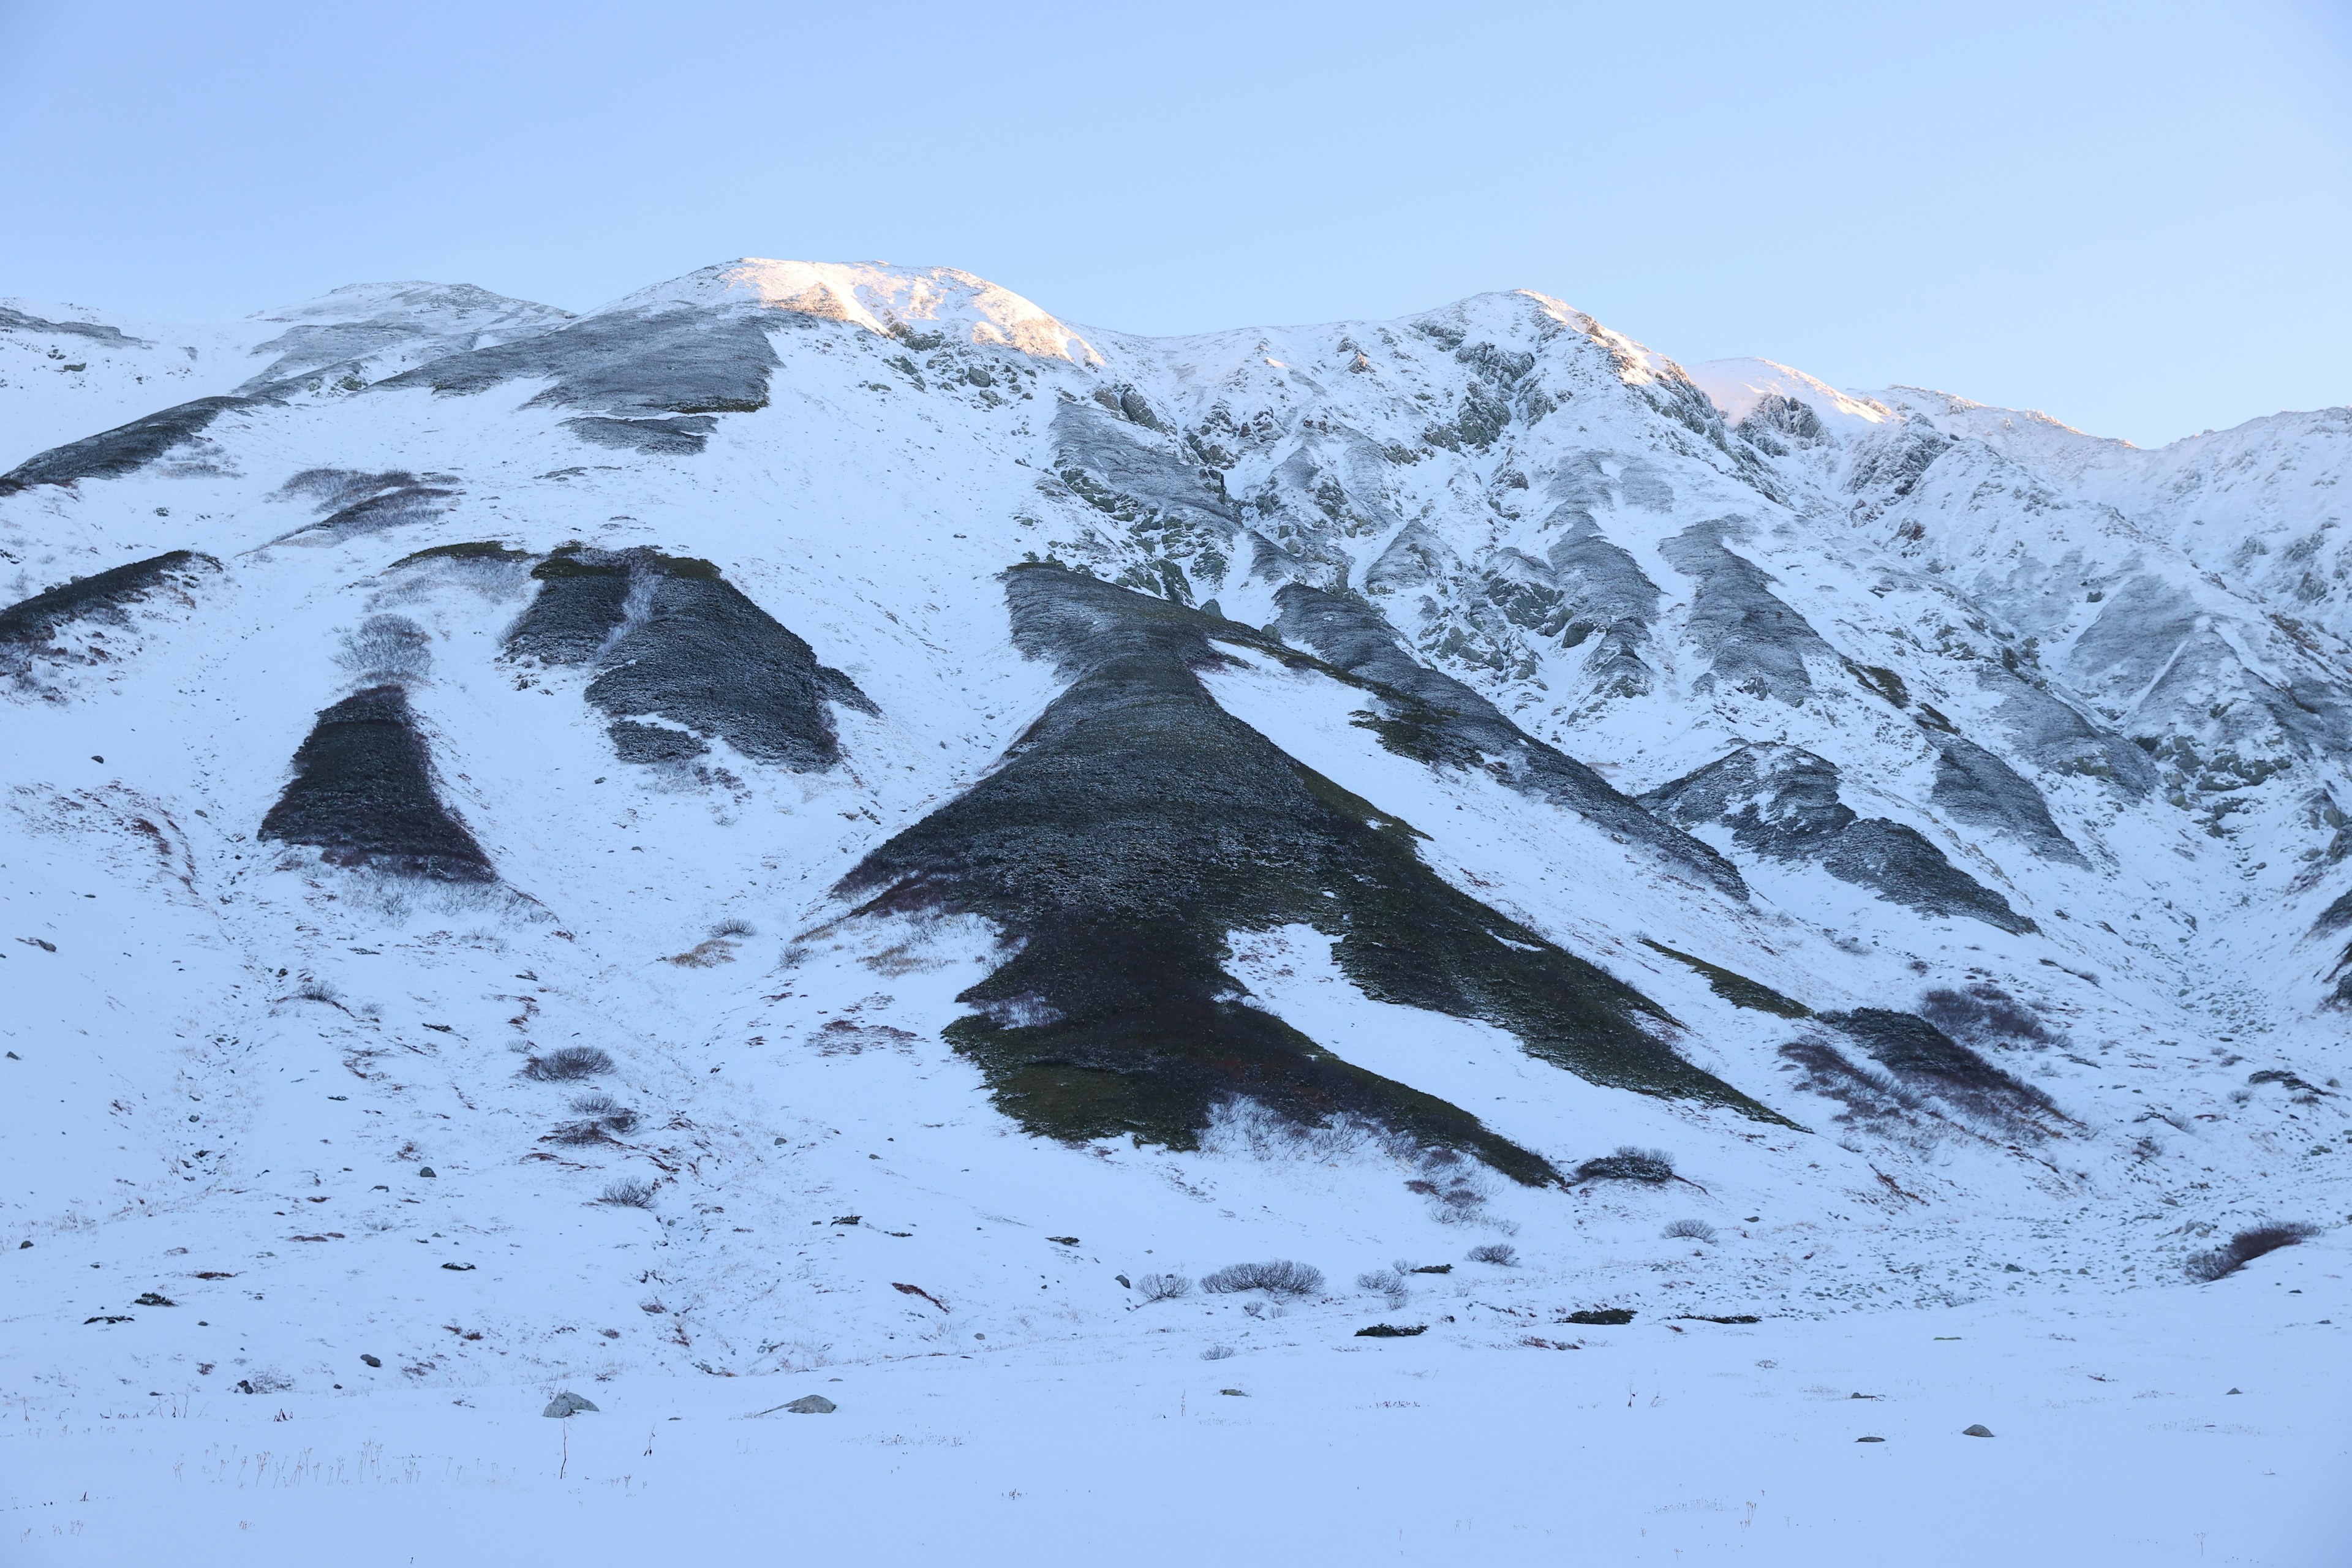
[{"x1": 2, "y1": 258, "x2": 2346, "y2": 1562}]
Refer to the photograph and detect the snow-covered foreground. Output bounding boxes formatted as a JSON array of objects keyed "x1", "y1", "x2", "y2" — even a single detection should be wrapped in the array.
[{"x1": 10, "y1": 1239, "x2": 2346, "y2": 1566}]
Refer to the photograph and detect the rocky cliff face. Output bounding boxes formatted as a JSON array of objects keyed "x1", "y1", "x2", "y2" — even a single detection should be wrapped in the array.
[{"x1": 2, "y1": 260, "x2": 2344, "y2": 1393}]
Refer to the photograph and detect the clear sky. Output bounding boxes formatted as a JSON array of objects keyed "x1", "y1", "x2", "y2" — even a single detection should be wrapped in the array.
[{"x1": 1, "y1": 0, "x2": 2344, "y2": 447}]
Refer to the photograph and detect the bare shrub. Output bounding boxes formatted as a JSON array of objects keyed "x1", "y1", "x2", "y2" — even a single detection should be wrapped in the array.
[
  {"x1": 2185, "y1": 1222, "x2": 2320, "y2": 1283},
  {"x1": 1466, "y1": 1243, "x2": 1518, "y2": 1266},
  {"x1": 1664, "y1": 1219, "x2": 1718, "y2": 1243},
  {"x1": 1575, "y1": 1146, "x2": 1675, "y2": 1184},
  {"x1": 1201, "y1": 1260, "x2": 1324, "y2": 1298},
  {"x1": 1200, "y1": 1345, "x2": 1235, "y2": 1361},
  {"x1": 1404, "y1": 1147, "x2": 1492, "y2": 1223},
  {"x1": 293, "y1": 980, "x2": 341, "y2": 1005},
  {"x1": 336, "y1": 614, "x2": 433, "y2": 685},
  {"x1": 709, "y1": 917, "x2": 755, "y2": 938},
  {"x1": 1358, "y1": 1267, "x2": 1409, "y2": 1306},
  {"x1": 1918, "y1": 982, "x2": 2053, "y2": 1047},
  {"x1": 1133, "y1": 1272, "x2": 1192, "y2": 1303},
  {"x1": 599, "y1": 1177, "x2": 657, "y2": 1208},
  {"x1": 524, "y1": 1046, "x2": 613, "y2": 1081},
  {"x1": 1203, "y1": 1099, "x2": 1418, "y2": 1165}
]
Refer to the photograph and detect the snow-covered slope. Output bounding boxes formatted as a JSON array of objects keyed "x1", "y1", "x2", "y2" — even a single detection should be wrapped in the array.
[{"x1": 2, "y1": 262, "x2": 2345, "y2": 1544}]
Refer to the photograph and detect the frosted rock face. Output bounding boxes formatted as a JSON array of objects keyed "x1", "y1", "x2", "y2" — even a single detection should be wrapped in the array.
[
  {"x1": 1642, "y1": 745, "x2": 2033, "y2": 935},
  {"x1": 503, "y1": 546, "x2": 874, "y2": 769}
]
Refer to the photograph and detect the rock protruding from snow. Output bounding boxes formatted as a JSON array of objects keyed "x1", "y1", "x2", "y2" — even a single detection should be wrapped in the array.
[
  {"x1": 1643, "y1": 744, "x2": 2034, "y2": 935},
  {"x1": 257, "y1": 684, "x2": 495, "y2": 881},
  {"x1": 0, "y1": 394, "x2": 262, "y2": 496},
  {"x1": 244, "y1": 281, "x2": 576, "y2": 391},
  {"x1": 505, "y1": 546, "x2": 874, "y2": 769},
  {"x1": 0, "y1": 549, "x2": 217, "y2": 681}
]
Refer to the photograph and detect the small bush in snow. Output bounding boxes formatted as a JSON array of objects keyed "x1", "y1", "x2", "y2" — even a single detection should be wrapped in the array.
[
  {"x1": 1664, "y1": 1219, "x2": 1718, "y2": 1243},
  {"x1": 336, "y1": 614, "x2": 432, "y2": 685},
  {"x1": 1200, "y1": 1345, "x2": 1236, "y2": 1361},
  {"x1": 710, "y1": 917, "x2": 755, "y2": 938},
  {"x1": 1133, "y1": 1272, "x2": 1192, "y2": 1303},
  {"x1": 565, "y1": 1093, "x2": 640, "y2": 1136},
  {"x1": 1201, "y1": 1260, "x2": 1324, "y2": 1298},
  {"x1": 1466, "y1": 1243, "x2": 1518, "y2": 1267},
  {"x1": 1358, "y1": 1267, "x2": 1409, "y2": 1305},
  {"x1": 525, "y1": 1046, "x2": 614, "y2": 1082},
  {"x1": 1575, "y1": 1146, "x2": 1675, "y2": 1184},
  {"x1": 2185, "y1": 1222, "x2": 2320, "y2": 1283},
  {"x1": 600, "y1": 1177, "x2": 657, "y2": 1208}
]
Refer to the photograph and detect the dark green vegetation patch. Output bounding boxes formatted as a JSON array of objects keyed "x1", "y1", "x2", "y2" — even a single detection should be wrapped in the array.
[
  {"x1": 257, "y1": 685, "x2": 494, "y2": 881},
  {"x1": 0, "y1": 549, "x2": 217, "y2": 647},
  {"x1": 1638, "y1": 938, "x2": 1811, "y2": 1018},
  {"x1": 503, "y1": 545, "x2": 872, "y2": 767},
  {"x1": 1564, "y1": 1308, "x2": 1634, "y2": 1325},
  {"x1": 839, "y1": 566, "x2": 1787, "y2": 1186}
]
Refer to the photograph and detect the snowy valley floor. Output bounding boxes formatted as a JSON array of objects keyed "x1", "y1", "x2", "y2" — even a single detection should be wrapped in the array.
[{"x1": 8, "y1": 1237, "x2": 2346, "y2": 1567}]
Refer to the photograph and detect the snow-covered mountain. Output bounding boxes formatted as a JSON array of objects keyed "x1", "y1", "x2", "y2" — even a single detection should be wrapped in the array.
[{"x1": 4, "y1": 260, "x2": 2346, "y2": 1494}]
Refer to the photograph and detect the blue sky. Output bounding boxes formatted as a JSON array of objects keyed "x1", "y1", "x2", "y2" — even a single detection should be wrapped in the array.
[{"x1": 1, "y1": 0, "x2": 2343, "y2": 446}]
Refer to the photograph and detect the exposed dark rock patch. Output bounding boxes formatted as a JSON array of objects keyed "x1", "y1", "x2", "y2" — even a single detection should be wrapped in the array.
[
  {"x1": 505, "y1": 550, "x2": 635, "y2": 665},
  {"x1": 504, "y1": 546, "x2": 873, "y2": 769},
  {"x1": 0, "y1": 306, "x2": 146, "y2": 346},
  {"x1": 0, "y1": 550, "x2": 217, "y2": 651},
  {"x1": 1049, "y1": 400, "x2": 1237, "y2": 595},
  {"x1": 562, "y1": 415, "x2": 718, "y2": 454},
  {"x1": 1980, "y1": 667, "x2": 2158, "y2": 796},
  {"x1": 1362, "y1": 523, "x2": 1456, "y2": 597},
  {"x1": 1928, "y1": 734, "x2": 2087, "y2": 866},
  {"x1": 1656, "y1": 520, "x2": 1830, "y2": 704},
  {"x1": 1642, "y1": 743, "x2": 2035, "y2": 934},
  {"x1": 241, "y1": 283, "x2": 573, "y2": 389},
  {"x1": 257, "y1": 685, "x2": 493, "y2": 881},
  {"x1": 838, "y1": 565, "x2": 1787, "y2": 1182},
  {"x1": 0, "y1": 395, "x2": 258, "y2": 496},
  {"x1": 1272, "y1": 582, "x2": 1746, "y2": 898},
  {"x1": 1738, "y1": 394, "x2": 1826, "y2": 448},
  {"x1": 268, "y1": 469, "x2": 458, "y2": 547},
  {"x1": 1540, "y1": 516, "x2": 1661, "y2": 699},
  {"x1": 377, "y1": 306, "x2": 780, "y2": 431}
]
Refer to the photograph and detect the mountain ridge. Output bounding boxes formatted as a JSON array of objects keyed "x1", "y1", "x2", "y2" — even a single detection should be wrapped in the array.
[{"x1": 2, "y1": 255, "x2": 2345, "y2": 1414}]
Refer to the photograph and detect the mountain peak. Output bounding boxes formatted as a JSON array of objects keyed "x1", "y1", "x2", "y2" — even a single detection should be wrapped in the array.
[{"x1": 600, "y1": 258, "x2": 1103, "y2": 365}]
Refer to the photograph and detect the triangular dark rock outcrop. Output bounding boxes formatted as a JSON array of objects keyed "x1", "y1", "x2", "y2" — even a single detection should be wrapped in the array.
[
  {"x1": 503, "y1": 546, "x2": 874, "y2": 767},
  {"x1": 839, "y1": 565, "x2": 1789, "y2": 1184},
  {"x1": 258, "y1": 685, "x2": 493, "y2": 880}
]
